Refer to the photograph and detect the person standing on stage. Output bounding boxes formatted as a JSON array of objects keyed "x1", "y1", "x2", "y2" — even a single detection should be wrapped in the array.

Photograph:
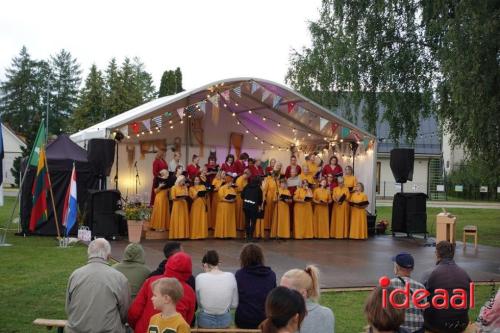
[
  {"x1": 205, "y1": 154, "x2": 219, "y2": 184},
  {"x1": 169, "y1": 175, "x2": 190, "y2": 239},
  {"x1": 210, "y1": 170, "x2": 226, "y2": 230},
  {"x1": 262, "y1": 168, "x2": 279, "y2": 231},
  {"x1": 168, "y1": 151, "x2": 184, "y2": 173},
  {"x1": 322, "y1": 156, "x2": 343, "y2": 184},
  {"x1": 331, "y1": 176, "x2": 351, "y2": 239},
  {"x1": 286, "y1": 167, "x2": 301, "y2": 196},
  {"x1": 285, "y1": 155, "x2": 302, "y2": 178},
  {"x1": 313, "y1": 178, "x2": 331, "y2": 239},
  {"x1": 235, "y1": 169, "x2": 251, "y2": 232},
  {"x1": 241, "y1": 176, "x2": 264, "y2": 242},
  {"x1": 265, "y1": 158, "x2": 276, "y2": 176},
  {"x1": 186, "y1": 154, "x2": 200, "y2": 181},
  {"x1": 247, "y1": 158, "x2": 260, "y2": 180},
  {"x1": 234, "y1": 152, "x2": 249, "y2": 176},
  {"x1": 150, "y1": 169, "x2": 171, "y2": 232},
  {"x1": 343, "y1": 165, "x2": 357, "y2": 192},
  {"x1": 214, "y1": 175, "x2": 237, "y2": 238},
  {"x1": 326, "y1": 173, "x2": 335, "y2": 190},
  {"x1": 293, "y1": 179, "x2": 314, "y2": 239},
  {"x1": 255, "y1": 158, "x2": 265, "y2": 177},
  {"x1": 221, "y1": 154, "x2": 238, "y2": 178},
  {"x1": 349, "y1": 182, "x2": 368, "y2": 239},
  {"x1": 270, "y1": 178, "x2": 292, "y2": 239},
  {"x1": 150, "y1": 150, "x2": 168, "y2": 206},
  {"x1": 189, "y1": 175, "x2": 208, "y2": 239}
]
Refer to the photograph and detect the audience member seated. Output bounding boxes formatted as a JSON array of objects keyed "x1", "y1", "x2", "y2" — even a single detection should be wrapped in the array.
[
  {"x1": 112, "y1": 243, "x2": 151, "y2": 298},
  {"x1": 65, "y1": 238, "x2": 131, "y2": 333},
  {"x1": 389, "y1": 252, "x2": 425, "y2": 333},
  {"x1": 235, "y1": 243, "x2": 277, "y2": 329},
  {"x1": 364, "y1": 286, "x2": 410, "y2": 333},
  {"x1": 477, "y1": 288, "x2": 500, "y2": 331},
  {"x1": 148, "y1": 277, "x2": 190, "y2": 333},
  {"x1": 423, "y1": 241, "x2": 472, "y2": 333},
  {"x1": 195, "y1": 250, "x2": 238, "y2": 328},
  {"x1": 260, "y1": 286, "x2": 306, "y2": 333},
  {"x1": 280, "y1": 265, "x2": 334, "y2": 333},
  {"x1": 128, "y1": 252, "x2": 196, "y2": 333}
]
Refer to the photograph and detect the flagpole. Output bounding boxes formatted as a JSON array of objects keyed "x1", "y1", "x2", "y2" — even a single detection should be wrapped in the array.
[{"x1": 44, "y1": 148, "x2": 61, "y2": 240}]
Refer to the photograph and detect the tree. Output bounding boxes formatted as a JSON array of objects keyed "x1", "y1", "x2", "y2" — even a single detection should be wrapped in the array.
[
  {"x1": 72, "y1": 64, "x2": 106, "y2": 131},
  {"x1": 159, "y1": 67, "x2": 184, "y2": 97},
  {"x1": 104, "y1": 58, "x2": 122, "y2": 118},
  {"x1": 132, "y1": 57, "x2": 156, "y2": 102},
  {"x1": 49, "y1": 49, "x2": 82, "y2": 134}
]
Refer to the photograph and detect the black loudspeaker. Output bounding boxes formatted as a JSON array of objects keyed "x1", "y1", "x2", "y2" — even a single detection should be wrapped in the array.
[
  {"x1": 391, "y1": 193, "x2": 427, "y2": 235},
  {"x1": 390, "y1": 149, "x2": 414, "y2": 183},
  {"x1": 87, "y1": 139, "x2": 116, "y2": 176},
  {"x1": 86, "y1": 190, "x2": 124, "y2": 238},
  {"x1": 367, "y1": 213, "x2": 377, "y2": 236}
]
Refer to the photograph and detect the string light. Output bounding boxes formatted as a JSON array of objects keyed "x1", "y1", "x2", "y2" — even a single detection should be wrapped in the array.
[
  {"x1": 248, "y1": 110, "x2": 252, "y2": 114},
  {"x1": 232, "y1": 112, "x2": 236, "y2": 117},
  {"x1": 170, "y1": 125, "x2": 174, "y2": 129},
  {"x1": 277, "y1": 123, "x2": 281, "y2": 127}
]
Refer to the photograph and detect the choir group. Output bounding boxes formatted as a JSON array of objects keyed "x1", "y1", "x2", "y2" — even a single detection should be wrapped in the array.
[{"x1": 148, "y1": 150, "x2": 369, "y2": 240}]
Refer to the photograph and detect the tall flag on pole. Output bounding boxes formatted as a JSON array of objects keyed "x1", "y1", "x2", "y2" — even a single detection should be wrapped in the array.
[
  {"x1": 62, "y1": 164, "x2": 77, "y2": 236},
  {"x1": 28, "y1": 123, "x2": 47, "y2": 167},
  {"x1": 29, "y1": 145, "x2": 49, "y2": 232}
]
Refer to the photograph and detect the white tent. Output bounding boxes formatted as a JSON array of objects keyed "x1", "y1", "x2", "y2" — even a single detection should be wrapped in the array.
[{"x1": 71, "y1": 78, "x2": 377, "y2": 213}]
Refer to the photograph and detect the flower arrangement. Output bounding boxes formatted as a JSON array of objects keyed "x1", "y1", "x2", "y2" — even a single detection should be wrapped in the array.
[
  {"x1": 124, "y1": 204, "x2": 152, "y2": 222},
  {"x1": 376, "y1": 219, "x2": 389, "y2": 234}
]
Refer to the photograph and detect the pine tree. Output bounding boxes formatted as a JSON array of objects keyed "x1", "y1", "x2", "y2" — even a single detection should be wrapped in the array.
[
  {"x1": 159, "y1": 68, "x2": 184, "y2": 97},
  {"x1": 174, "y1": 67, "x2": 184, "y2": 93},
  {"x1": 72, "y1": 64, "x2": 105, "y2": 131},
  {"x1": 132, "y1": 57, "x2": 156, "y2": 102},
  {"x1": 104, "y1": 58, "x2": 121, "y2": 118},
  {"x1": 119, "y1": 57, "x2": 141, "y2": 111}
]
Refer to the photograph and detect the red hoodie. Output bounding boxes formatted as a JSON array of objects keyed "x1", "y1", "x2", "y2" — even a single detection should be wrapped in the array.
[{"x1": 128, "y1": 252, "x2": 196, "y2": 333}]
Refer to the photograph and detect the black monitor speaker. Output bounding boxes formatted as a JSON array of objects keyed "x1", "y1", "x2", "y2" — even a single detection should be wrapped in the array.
[
  {"x1": 87, "y1": 139, "x2": 116, "y2": 176},
  {"x1": 85, "y1": 190, "x2": 124, "y2": 238},
  {"x1": 391, "y1": 193, "x2": 427, "y2": 235},
  {"x1": 390, "y1": 149, "x2": 414, "y2": 183}
]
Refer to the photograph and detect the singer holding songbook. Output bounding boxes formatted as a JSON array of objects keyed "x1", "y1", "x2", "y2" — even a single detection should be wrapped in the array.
[
  {"x1": 331, "y1": 176, "x2": 351, "y2": 239},
  {"x1": 150, "y1": 150, "x2": 168, "y2": 206},
  {"x1": 293, "y1": 180, "x2": 314, "y2": 239},
  {"x1": 169, "y1": 175, "x2": 190, "y2": 239},
  {"x1": 189, "y1": 176, "x2": 208, "y2": 239},
  {"x1": 214, "y1": 175, "x2": 238, "y2": 238},
  {"x1": 150, "y1": 169, "x2": 171, "y2": 232},
  {"x1": 312, "y1": 178, "x2": 331, "y2": 239},
  {"x1": 270, "y1": 178, "x2": 292, "y2": 239},
  {"x1": 349, "y1": 182, "x2": 369, "y2": 240}
]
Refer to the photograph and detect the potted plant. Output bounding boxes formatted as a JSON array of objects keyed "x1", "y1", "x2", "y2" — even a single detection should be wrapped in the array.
[
  {"x1": 125, "y1": 205, "x2": 151, "y2": 243},
  {"x1": 376, "y1": 219, "x2": 389, "y2": 235}
]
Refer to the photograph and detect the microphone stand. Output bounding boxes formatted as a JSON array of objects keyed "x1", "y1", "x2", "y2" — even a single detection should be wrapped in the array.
[{"x1": 134, "y1": 162, "x2": 141, "y2": 197}]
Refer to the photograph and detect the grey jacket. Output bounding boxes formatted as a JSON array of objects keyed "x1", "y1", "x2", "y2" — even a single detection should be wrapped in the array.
[
  {"x1": 65, "y1": 257, "x2": 131, "y2": 333},
  {"x1": 299, "y1": 299, "x2": 335, "y2": 333}
]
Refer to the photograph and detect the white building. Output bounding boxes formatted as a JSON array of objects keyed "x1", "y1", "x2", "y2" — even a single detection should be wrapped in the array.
[
  {"x1": 442, "y1": 131, "x2": 466, "y2": 173},
  {"x1": 2, "y1": 123, "x2": 26, "y2": 187}
]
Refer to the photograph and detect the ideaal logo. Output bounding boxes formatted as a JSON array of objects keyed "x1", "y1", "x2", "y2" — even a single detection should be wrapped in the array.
[{"x1": 378, "y1": 276, "x2": 474, "y2": 309}]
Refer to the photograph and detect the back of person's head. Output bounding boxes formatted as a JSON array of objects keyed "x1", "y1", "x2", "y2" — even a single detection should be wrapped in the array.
[
  {"x1": 123, "y1": 243, "x2": 146, "y2": 264},
  {"x1": 202, "y1": 250, "x2": 219, "y2": 267},
  {"x1": 260, "y1": 286, "x2": 307, "y2": 333},
  {"x1": 281, "y1": 265, "x2": 321, "y2": 301},
  {"x1": 152, "y1": 277, "x2": 184, "y2": 304},
  {"x1": 240, "y1": 243, "x2": 264, "y2": 268},
  {"x1": 436, "y1": 240, "x2": 455, "y2": 260},
  {"x1": 88, "y1": 238, "x2": 111, "y2": 260},
  {"x1": 364, "y1": 286, "x2": 405, "y2": 332},
  {"x1": 163, "y1": 241, "x2": 181, "y2": 259},
  {"x1": 166, "y1": 252, "x2": 193, "y2": 281}
]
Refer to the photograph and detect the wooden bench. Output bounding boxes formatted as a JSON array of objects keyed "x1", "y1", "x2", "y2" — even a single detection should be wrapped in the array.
[{"x1": 34, "y1": 318, "x2": 261, "y2": 332}]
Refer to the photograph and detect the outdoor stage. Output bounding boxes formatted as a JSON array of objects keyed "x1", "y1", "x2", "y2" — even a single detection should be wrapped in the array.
[{"x1": 110, "y1": 235, "x2": 500, "y2": 288}]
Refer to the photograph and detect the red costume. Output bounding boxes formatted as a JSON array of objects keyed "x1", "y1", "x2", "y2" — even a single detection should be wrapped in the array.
[
  {"x1": 322, "y1": 164, "x2": 343, "y2": 178},
  {"x1": 265, "y1": 166, "x2": 274, "y2": 175},
  {"x1": 150, "y1": 158, "x2": 168, "y2": 206},
  {"x1": 186, "y1": 163, "x2": 200, "y2": 181},
  {"x1": 284, "y1": 165, "x2": 302, "y2": 178},
  {"x1": 234, "y1": 159, "x2": 247, "y2": 176},
  {"x1": 205, "y1": 162, "x2": 219, "y2": 184},
  {"x1": 221, "y1": 162, "x2": 238, "y2": 176}
]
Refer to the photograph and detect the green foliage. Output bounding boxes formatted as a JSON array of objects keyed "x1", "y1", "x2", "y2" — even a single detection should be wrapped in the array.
[
  {"x1": 10, "y1": 155, "x2": 21, "y2": 187},
  {"x1": 72, "y1": 64, "x2": 106, "y2": 131},
  {"x1": 159, "y1": 67, "x2": 183, "y2": 97},
  {"x1": 124, "y1": 204, "x2": 151, "y2": 221}
]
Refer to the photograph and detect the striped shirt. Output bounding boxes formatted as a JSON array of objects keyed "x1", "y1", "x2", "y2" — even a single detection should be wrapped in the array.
[{"x1": 390, "y1": 276, "x2": 425, "y2": 333}]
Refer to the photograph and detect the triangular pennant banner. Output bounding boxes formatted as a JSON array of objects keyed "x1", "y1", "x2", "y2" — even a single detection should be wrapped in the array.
[
  {"x1": 186, "y1": 104, "x2": 197, "y2": 113},
  {"x1": 363, "y1": 138, "x2": 369, "y2": 147},
  {"x1": 341, "y1": 126, "x2": 351, "y2": 138},
  {"x1": 331, "y1": 122, "x2": 339, "y2": 134},
  {"x1": 132, "y1": 122, "x2": 140, "y2": 134},
  {"x1": 287, "y1": 102, "x2": 296, "y2": 113},
  {"x1": 121, "y1": 125, "x2": 128, "y2": 137},
  {"x1": 153, "y1": 115, "x2": 162, "y2": 129},
  {"x1": 352, "y1": 132, "x2": 362, "y2": 141},
  {"x1": 208, "y1": 94, "x2": 219, "y2": 108},
  {"x1": 319, "y1": 117, "x2": 328, "y2": 131},
  {"x1": 251, "y1": 81, "x2": 260, "y2": 94},
  {"x1": 142, "y1": 119, "x2": 151, "y2": 131},
  {"x1": 261, "y1": 90, "x2": 271, "y2": 102},
  {"x1": 273, "y1": 95, "x2": 282, "y2": 109},
  {"x1": 221, "y1": 90, "x2": 230, "y2": 102},
  {"x1": 198, "y1": 101, "x2": 206, "y2": 114},
  {"x1": 232, "y1": 85, "x2": 242, "y2": 98},
  {"x1": 297, "y1": 106, "x2": 306, "y2": 116},
  {"x1": 177, "y1": 107, "x2": 185, "y2": 119}
]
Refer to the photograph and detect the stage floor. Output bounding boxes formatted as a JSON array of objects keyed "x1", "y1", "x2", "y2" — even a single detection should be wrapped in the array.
[{"x1": 110, "y1": 235, "x2": 500, "y2": 288}]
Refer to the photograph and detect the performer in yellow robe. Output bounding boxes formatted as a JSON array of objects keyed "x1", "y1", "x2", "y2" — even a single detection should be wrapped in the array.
[
  {"x1": 293, "y1": 180, "x2": 314, "y2": 239},
  {"x1": 150, "y1": 169, "x2": 170, "y2": 231},
  {"x1": 349, "y1": 182, "x2": 369, "y2": 239},
  {"x1": 235, "y1": 171, "x2": 249, "y2": 232},
  {"x1": 313, "y1": 179, "x2": 331, "y2": 238},
  {"x1": 343, "y1": 165, "x2": 358, "y2": 192},
  {"x1": 262, "y1": 174, "x2": 278, "y2": 230},
  {"x1": 214, "y1": 176, "x2": 237, "y2": 238},
  {"x1": 209, "y1": 171, "x2": 225, "y2": 229},
  {"x1": 299, "y1": 162, "x2": 316, "y2": 186},
  {"x1": 331, "y1": 176, "x2": 351, "y2": 238},
  {"x1": 169, "y1": 176, "x2": 190, "y2": 239},
  {"x1": 189, "y1": 176, "x2": 208, "y2": 239},
  {"x1": 271, "y1": 178, "x2": 292, "y2": 239}
]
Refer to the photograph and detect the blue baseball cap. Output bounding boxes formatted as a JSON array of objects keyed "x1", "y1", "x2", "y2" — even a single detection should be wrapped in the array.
[{"x1": 392, "y1": 252, "x2": 414, "y2": 269}]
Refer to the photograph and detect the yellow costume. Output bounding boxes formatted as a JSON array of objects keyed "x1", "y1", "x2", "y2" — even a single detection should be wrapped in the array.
[
  {"x1": 235, "y1": 176, "x2": 248, "y2": 231},
  {"x1": 262, "y1": 176, "x2": 278, "y2": 229},
  {"x1": 331, "y1": 186, "x2": 351, "y2": 238},
  {"x1": 189, "y1": 185, "x2": 208, "y2": 239},
  {"x1": 344, "y1": 175, "x2": 358, "y2": 191},
  {"x1": 149, "y1": 187, "x2": 170, "y2": 231},
  {"x1": 209, "y1": 178, "x2": 224, "y2": 229},
  {"x1": 169, "y1": 185, "x2": 190, "y2": 239},
  {"x1": 299, "y1": 160, "x2": 318, "y2": 186},
  {"x1": 293, "y1": 188, "x2": 314, "y2": 239},
  {"x1": 313, "y1": 187, "x2": 331, "y2": 238},
  {"x1": 214, "y1": 184, "x2": 237, "y2": 238},
  {"x1": 349, "y1": 191, "x2": 368, "y2": 239},
  {"x1": 271, "y1": 188, "x2": 291, "y2": 239}
]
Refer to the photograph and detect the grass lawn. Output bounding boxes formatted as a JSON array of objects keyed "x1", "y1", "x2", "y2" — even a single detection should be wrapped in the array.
[{"x1": 376, "y1": 206, "x2": 500, "y2": 247}]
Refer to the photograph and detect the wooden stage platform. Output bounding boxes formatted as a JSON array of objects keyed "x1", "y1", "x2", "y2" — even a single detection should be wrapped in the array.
[{"x1": 110, "y1": 235, "x2": 500, "y2": 288}]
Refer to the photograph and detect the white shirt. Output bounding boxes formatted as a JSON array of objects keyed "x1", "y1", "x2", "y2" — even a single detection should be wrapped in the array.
[
  {"x1": 168, "y1": 159, "x2": 183, "y2": 172},
  {"x1": 195, "y1": 271, "x2": 238, "y2": 315}
]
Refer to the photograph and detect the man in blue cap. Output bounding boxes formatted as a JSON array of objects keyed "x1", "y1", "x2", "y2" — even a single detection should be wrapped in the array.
[{"x1": 390, "y1": 252, "x2": 425, "y2": 333}]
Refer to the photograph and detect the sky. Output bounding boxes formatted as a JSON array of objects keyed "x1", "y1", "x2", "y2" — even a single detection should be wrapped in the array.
[{"x1": 0, "y1": 0, "x2": 322, "y2": 90}]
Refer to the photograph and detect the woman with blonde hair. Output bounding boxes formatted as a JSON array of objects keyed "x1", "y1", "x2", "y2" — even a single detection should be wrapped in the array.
[
  {"x1": 209, "y1": 170, "x2": 226, "y2": 229},
  {"x1": 280, "y1": 265, "x2": 334, "y2": 333},
  {"x1": 169, "y1": 175, "x2": 190, "y2": 239}
]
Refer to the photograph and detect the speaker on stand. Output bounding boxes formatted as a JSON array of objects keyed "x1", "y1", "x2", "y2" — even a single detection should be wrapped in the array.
[
  {"x1": 85, "y1": 190, "x2": 125, "y2": 239},
  {"x1": 87, "y1": 139, "x2": 116, "y2": 190}
]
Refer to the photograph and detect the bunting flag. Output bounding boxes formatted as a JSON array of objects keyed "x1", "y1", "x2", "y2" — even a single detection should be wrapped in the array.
[
  {"x1": 363, "y1": 138, "x2": 369, "y2": 147},
  {"x1": 221, "y1": 90, "x2": 230, "y2": 102},
  {"x1": 208, "y1": 94, "x2": 220, "y2": 108},
  {"x1": 352, "y1": 132, "x2": 362, "y2": 142},
  {"x1": 261, "y1": 90, "x2": 271, "y2": 102},
  {"x1": 341, "y1": 126, "x2": 351, "y2": 138},
  {"x1": 62, "y1": 163, "x2": 77, "y2": 236},
  {"x1": 198, "y1": 101, "x2": 206, "y2": 114},
  {"x1": 177, "y1": 107, "x2": 185, "y2": 119},
  {"x1": 232, "y1": 85, "x2": 242, "y2": 97},
  {"x1": 251, "y1": 81, "x2": 260, "y2": 94},
  {"x1": 164, "y1": 111, "x2": 172, "y2": 117},
  {"x1": 132, "y1": 122, "x2": 140, "y2": 134},
  {"x1": 331, "y1": 122, "x2": 339, "y2": 135},
  {"x1": 273, "y1": 95, "x2": 282, "y2": 109},
  {"x1": 152, "y1": 115, "x2": 162, "y2": 129},
  {"x1": 287, "y1": 101, "x2": 296, "y2": 113},
  {"x1": 297, "y1": 106, "x2": 306, "y2": 116},
  {"x1": 121, "y1": 125, "x2": 129, "y2": 137},
  {"x1": 142, "y1": 119, "x2": 151, "y2": 131},
  {"x1": 29, "y1": 146, "x2": 49, "y2": 232},
  {"x1": 186, "y1": 104, "x2": 197, "y2": 113},
  {"x1": 320, "y1": 117, "x2": 328, "y2": 131}
]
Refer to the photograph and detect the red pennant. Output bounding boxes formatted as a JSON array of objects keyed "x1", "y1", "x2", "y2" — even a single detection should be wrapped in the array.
[
  {"x1": 331, "y1": 122, "x2": 339, "y2": 134},
  {"x1": 132, "y1": 122, "x2": 140, "y2": 134},
  {"x1": 352, "y1": 132, "x2": 362, "y2": 141},
  {"x1": 287, "y1": 102, "x2": 296, "y2": 113}
]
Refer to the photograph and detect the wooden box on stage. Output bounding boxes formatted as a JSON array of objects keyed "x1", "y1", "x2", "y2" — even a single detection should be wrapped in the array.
[{"x1": 436, "y1": 212, "x2": 456, "y2": 244}]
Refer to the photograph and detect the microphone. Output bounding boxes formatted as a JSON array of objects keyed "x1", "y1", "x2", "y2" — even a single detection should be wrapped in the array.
[{"x1": 134, "y1": 161, "x2": 137, "y2": 167}]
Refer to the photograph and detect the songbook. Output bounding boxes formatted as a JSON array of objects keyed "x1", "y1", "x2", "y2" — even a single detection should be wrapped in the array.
[
  {"x1": 304, "y1": 196, "x2": 313, "y2": 202},
  {"x1": 350, "y1": 200, "x2": 369, "y2": 207},
  {"x1": 175, "y1": 195, "x2": 189, "y2": 200},
  {"x1": 338, "y1": 193, "x2": 347, "y2": 204},
  {"x1": 224, "y1": 194, "x2": 237, "y2": 200},
  {"x1": 197, "y1": 190, "x2": 207, "y2": 197},
  {"x1": 348, "y1": 187, "x2": 354, "y2": 192},
  {"x1": 279, "y1": 194, "x2": 292, "y2": 200}
]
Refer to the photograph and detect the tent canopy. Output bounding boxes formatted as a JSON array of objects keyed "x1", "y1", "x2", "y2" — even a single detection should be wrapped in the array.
[{"x1": 47, "y1": 134, "x2": 88, "y2": 162}]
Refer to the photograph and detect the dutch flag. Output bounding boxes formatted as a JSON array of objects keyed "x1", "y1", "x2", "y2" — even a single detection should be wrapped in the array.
[{"x1": 62, "y1": 163, "x2": 77, "y2": 236}]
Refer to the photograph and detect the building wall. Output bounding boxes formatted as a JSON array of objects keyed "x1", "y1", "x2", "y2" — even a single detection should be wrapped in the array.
[
  {"x1": 2, "y1": 125, "x2": 26, "y2": 186},
  {"x1": 377, "y1": 156, "x2": 430, "y2": 198},
  {"x1": 442, "y1": 132, "x2": 465, "y2": 173}
]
